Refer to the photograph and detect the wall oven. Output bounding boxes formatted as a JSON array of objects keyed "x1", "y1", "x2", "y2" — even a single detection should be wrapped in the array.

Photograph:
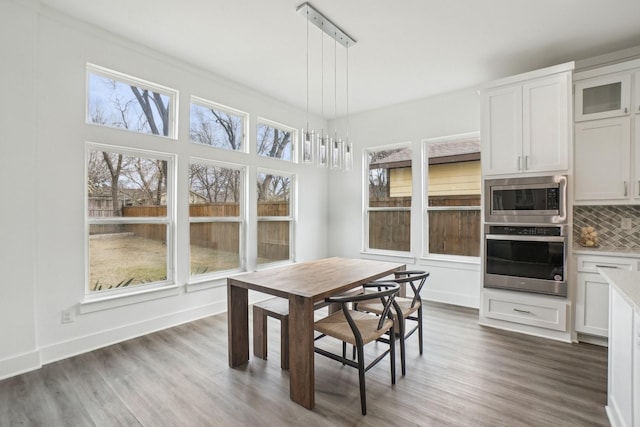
[
  {"x1": 484, "y1": 224, "x2": 567, "y2": 297},
  {"x1": 483, "y1": 175, "x2": 568, "y2": 297},
  {"x1": 485, "y1": 175, "x2": 567, "y2": 224}
]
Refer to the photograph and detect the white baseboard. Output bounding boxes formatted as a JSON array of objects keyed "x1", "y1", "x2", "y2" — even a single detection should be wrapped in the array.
[
  {"x1": 39, "y1": 300, "x2": 228, "y2": 366},
  {"x1": 0, "y1": 350, "x2": 41, "y2": 381}
]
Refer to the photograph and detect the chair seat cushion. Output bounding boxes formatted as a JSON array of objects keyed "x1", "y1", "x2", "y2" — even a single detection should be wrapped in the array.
[
  {"x1": 357, "y1": 296, "x2": 421, "y2": 317},
  {"x1": 314, "y1": 310, "x2": 393, "y2": 346}
]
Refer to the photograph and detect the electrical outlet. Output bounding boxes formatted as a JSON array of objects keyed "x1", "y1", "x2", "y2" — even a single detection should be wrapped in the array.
[
  {"x1": 621, "y1": 217, "x2": 632, "y2": 230},
  {"x1": 62, "y1": 309, "x2": 74, "y2": 323}
]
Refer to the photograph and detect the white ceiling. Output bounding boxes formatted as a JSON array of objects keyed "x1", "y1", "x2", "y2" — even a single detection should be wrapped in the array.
[{"x1": 40, "y1": 0, "x2": 640, "y2": 118}]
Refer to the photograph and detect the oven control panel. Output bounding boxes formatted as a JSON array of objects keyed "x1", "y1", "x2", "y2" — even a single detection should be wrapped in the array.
[{"x1": 487, "y1": 225, "x2": 565, "y2": 236}]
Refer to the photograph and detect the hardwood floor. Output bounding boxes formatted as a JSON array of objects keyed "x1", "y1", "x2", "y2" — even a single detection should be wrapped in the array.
[{"x1": 0, "y1": 302, "x2": 609, "y2": 426}]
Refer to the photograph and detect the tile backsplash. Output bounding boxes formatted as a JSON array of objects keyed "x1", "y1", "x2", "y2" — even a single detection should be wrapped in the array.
[{"x1": 573, "y1": 205, "x2": 640, "y2": 250}]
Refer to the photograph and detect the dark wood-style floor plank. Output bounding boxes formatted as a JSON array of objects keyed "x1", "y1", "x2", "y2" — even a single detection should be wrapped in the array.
[{"x1": 0, "y1": 302, "x2": 609, "y2": 426}]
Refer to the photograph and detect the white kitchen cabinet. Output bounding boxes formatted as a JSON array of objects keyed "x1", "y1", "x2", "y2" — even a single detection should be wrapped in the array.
[
  {"x1": 607, "y1": 286, "x2": 635, "y2": 427},
  {"x1": 574, "y1": 73, "x2": 631, "y2": 122},
  {"x1": 635, "y1": 70, "x2": 640, "y2": 115},
  {"x1": 575, "y1": 254, "x2": 637, "y2": 339},
  {"x1": 574, "y1": 117, "x2": 631, "y2": 201},
  {"x1": 481, "y1": 63, "x2": 573, "y2": 176}
]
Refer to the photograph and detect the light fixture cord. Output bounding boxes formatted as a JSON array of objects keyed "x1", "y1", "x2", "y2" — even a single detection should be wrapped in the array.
[
  {"x1": 305, "y1": 7, "x2": 309, "y2": 133},
  {"x1": 346, "y1": 42, "x2": 349, "y2": 142},
  {"x1": 334, "y1": 34, "x2": 337, "y2": 139}
]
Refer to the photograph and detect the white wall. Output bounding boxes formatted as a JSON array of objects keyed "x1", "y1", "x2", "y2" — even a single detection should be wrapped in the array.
[
  {"x1": 328, "y1": 90, "x2": 482, "y2": 308},
  {"x1": 0, "y1": 0, "x2": 39, "y2": 378},
  {"x1": 0, "y1": 0, "x2": 329, "y2": 379}
]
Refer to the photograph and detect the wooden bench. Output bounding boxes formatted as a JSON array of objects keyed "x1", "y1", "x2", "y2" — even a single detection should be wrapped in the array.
[{"x1": 253, "y1": 298, "x2": 290, "y2": 369}]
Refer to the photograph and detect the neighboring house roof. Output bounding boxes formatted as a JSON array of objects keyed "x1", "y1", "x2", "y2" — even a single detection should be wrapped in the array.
[{"x1": 370, "y1": 137, "x2": 480, "y2": 169}]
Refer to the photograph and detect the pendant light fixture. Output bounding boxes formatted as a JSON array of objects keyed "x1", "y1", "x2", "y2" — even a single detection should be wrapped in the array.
[{"x1": 297, "y1": 2, "x2": 355, "y2": 171}]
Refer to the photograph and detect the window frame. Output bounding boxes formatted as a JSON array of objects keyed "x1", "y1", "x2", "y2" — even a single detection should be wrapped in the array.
[
  {"x1": 256, "y1": 117, "x2": 298, "y2": 162},
  {"x1": 84, "y1": 142, "x2": 177, "y2": 298},
  {"x1": 189, "y1": 96, "x2": 249, "y2": 153},
  {"x1": 256, "y1": 168, "x2": 296, "y2": 267},
  {"x1": 422, "y1": 132, "x2": 481, "y2": 261},
  {"x1": 362, "y1": 142, "x2": 413, "y2": 256},
  {"x1": 187, "y1": 158, "x2": 247, "y2": 282},
  {"x1": 86, "y1": 63, "x2": 179, "y2": 139}
]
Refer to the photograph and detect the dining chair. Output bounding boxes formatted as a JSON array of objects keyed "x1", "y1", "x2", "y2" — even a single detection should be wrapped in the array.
[
  {"x1": 354, "y1": 270, "x2": 430, "y2": 376},
  {"x1": 313, "y1": 282, "x2": 400, "y2": 415}
]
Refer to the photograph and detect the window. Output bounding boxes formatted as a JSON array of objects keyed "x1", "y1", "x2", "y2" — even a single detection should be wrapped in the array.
[
  {"x1": 86, "y1": 144, "x2": 174, "y2": 293},
  {"x1": 424, "y1": 133, "x2": 481, "y2": 257},
  {"x1": 257, "y1": 171, "x2": 293, "y2": 265},
  {"x1": 190, "y1": 97, "x2": 247, "y2": 151},
  {"x1": 365, "y1": 145, "x2": 412, "y2": 252},
  {"x1": 188, "y1": 160, "x2": 245, "y2": 277},
  {"x1": 87, "y1": 64, "x2": 177, "y2": 138},
  {"x1": 257, "y1": 119, "x2": 295, "y2": 161}
]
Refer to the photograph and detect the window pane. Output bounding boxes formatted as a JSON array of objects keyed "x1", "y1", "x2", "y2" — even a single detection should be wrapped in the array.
[
  {"x1": 428, "y1": 210, "x2": 481, "y2": 256},
  {"x1": 368, "y1": 211, "x2": 411, "y2": 251},
  {"x1": 257, "y1": 172, "x2": 290, "y2": 216},
  {"x1": 258, "y1": 221, "x2": 290, "y2": 263},
  {"x1": 189, "y1": 163, "x2": 241, "y2": 210},
  {"x1": 88, "y1": 150, "x2": 168, "y2": 216},
  {"x1": 190, "y1": 102, "x2": 244, "y2": 150},
  {"x1": 257, "y1": 122, "x2": 293, "y2": 161},
  {"x1": 426, "y1": 136, "x2": 481, "y2": 257},
  {"x1": 87, "y1": 72, "x2": 172, "y2": 137},
  {"x1": 368, "y1": 148, "x2": 412, "y2": 206},
  {"x1": 190, "y1": 222, "x2": 240, "y2": 275},
  {"x1": 367, "y1": 147, "x2": 411, "y2": 252},
  {"x1": 89, "y1": 223, "x2": 167, "y2": 291}
]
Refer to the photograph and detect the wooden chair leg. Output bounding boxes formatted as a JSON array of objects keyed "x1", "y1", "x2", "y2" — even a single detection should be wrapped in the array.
[
  {"x1": 280, "y1": 316, "x2": 289, "y2": 370},
  {"x1": 252, "y1": 305, "x2": 267, "y2": 360}
]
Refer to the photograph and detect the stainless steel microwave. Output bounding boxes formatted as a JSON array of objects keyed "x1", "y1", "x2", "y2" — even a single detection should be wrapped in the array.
[{"x1": 485, "y1": 175, "x2": 567, "y2": 224}]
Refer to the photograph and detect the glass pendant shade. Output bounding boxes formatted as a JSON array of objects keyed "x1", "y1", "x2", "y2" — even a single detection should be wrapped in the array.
[
  {"x1": 343, "y1": 141, "x2": 353, "y2": 171},
  {"x1": 317, "y1": 134, "x2": 329, "y2": 167},
  {"x1": 302, "y1": 129, "x2": 315, "y2": 163},
  {"x1": 330, "y1": 138, "x2": 343, "y2": 169}
]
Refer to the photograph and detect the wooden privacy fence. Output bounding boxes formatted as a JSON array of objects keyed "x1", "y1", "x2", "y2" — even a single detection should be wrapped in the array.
[
  {"x1": 369, "y1": 195, "x2": 480, "y2": 256},
  {"x1": 101, "y1": 202, "x2": 291, "y2": 257}
]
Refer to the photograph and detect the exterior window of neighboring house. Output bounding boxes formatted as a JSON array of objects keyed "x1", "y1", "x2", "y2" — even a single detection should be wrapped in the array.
[
  {"x1": 365, "y1": 145, "x2": 412, "y2": 252},
  {"x1": 189, "y1": 97, "x2": 247, "y2": 152},
  {"x1": 188, "y1": 160, "x2": 245, "y2": 277},
  {"x1": 86, "y1": 144, "x2": 174, "y2": 293},
  {"x1": 257, "y1": 170, "x2": 294, "y2": 265},
  {"x1": 86, "y1": 64, "x2": 177, "y2": 139},
  {"x1": 424, "y1": 133, "x2": 481, "y2": 257},
  {"x1": 257, "y1": 119, "x2": 296, "y2": 161}
]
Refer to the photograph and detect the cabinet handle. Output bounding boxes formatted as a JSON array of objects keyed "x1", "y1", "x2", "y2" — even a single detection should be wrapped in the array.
[
  {"x1": 524, "y1": 155, "x2": 529, "y2": 170},
  {"x1": 638, "y1": 180, "x2": 639, "y2": 197},
  {"x1": 595, "y1": 265, "x2": 618, "y2": 269},
  {"x1": 513, "y1": 308, "x2": 531, "y2": 314},
  {"x1": 624, "y1": 107, "x2": 628, "y2": 114},
  {"x1": 624, "y1": 181, "x2": 628, "y2": 197},
  {"x1": 517, "y1": 156, "x2": 522, "y2": 171}
]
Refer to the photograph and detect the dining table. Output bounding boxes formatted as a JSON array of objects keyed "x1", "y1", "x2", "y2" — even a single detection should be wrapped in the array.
[{"x1": 227, "y1": 257, "x2": 406, "y2": 409}]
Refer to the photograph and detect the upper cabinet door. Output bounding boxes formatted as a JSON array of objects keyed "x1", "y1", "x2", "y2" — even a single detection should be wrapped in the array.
[
  {"x1": 575, "y1": 73, "x2": 631, "y2": 122},
  {"x1": 481, "y1": 84, "x2": 523, "y2": 175},
  {"x1": 522, "y1": 73, "x2": 570, "y2": 173}
]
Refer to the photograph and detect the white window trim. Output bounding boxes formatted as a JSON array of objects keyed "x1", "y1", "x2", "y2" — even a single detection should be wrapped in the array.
[
  {"x1": 85, "y1": 142, "x2": 177, "y2": 299},
  {"x1": 422, "y1": 131, "x2": 481, "y2": 261},
  {"x1": 256, "y1": 168, "x2": 296, "y2": 266},
  {"x1": 86, "y1": 63, "x2": 179, "y2": 139},
  {"x1": 256, "y1": 117, "x2": 298, "y2": 163},
  {"x1": 187, "y1": 158, "x2": 247, "y2": 283},
  {"x1": 189, "y1": 96, "x2": 249, "y2": 153},
  {"x1": 362, "y1": 141, "x2": 413, "y2": 256}
]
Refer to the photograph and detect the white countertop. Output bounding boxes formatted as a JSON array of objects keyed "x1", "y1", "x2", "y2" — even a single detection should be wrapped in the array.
[
  {"x1": 599, "y1": 269, "x2": 640, "y2": 311},
  {"x1": 573, "y1": 247, "x2": 640, "y2": 258}
]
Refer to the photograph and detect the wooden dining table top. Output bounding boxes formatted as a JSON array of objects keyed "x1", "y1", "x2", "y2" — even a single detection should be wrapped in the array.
[{"x1": 228, "y1": 257, "x2": 406, "y2": 301}]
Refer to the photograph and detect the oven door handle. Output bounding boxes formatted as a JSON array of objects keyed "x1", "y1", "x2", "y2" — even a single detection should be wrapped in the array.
[{"x1": 486, "y1": 234, "x2": 566, "y2": 242}]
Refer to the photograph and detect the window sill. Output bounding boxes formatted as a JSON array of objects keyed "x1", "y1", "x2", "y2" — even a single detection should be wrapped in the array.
[
  {"x1": 359, "y1": 251, "x2": 417, "y2": 264},
  {"x1": 78, "y1": 284, "x2": 182, "y2": 314},
  {"x1": 418, "y1": 255, "x2": 480, "y2": 270}
]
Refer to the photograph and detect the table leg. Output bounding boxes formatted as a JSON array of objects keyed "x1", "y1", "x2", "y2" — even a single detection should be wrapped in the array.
[
  {"x1": 288, "y1": 295, "x2": 315, "y2": 409},
  {"x1": 227, "y1": 283, "x2": 249, "y2": 367}
]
